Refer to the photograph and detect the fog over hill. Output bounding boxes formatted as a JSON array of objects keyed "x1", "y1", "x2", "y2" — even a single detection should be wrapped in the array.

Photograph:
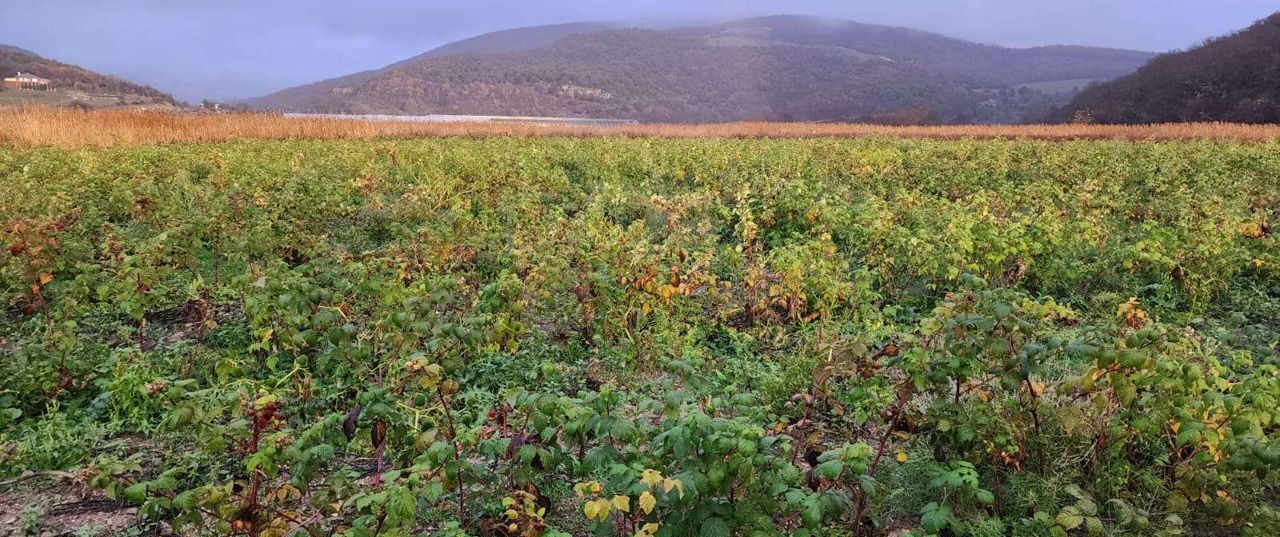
[{"x1": 248, "y1": 16, "x2": 1155, "y2": 123}]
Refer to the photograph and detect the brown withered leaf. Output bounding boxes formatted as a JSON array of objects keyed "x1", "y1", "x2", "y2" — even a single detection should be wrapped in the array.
[
  {"x1": 341, "y1": 404, "x2": 362, "y2": 441},
  {"x1": 371, "y1": 419, "x2": 387, "y2": 450}
]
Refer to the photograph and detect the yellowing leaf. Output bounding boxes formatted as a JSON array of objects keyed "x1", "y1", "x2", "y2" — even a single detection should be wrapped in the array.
[
  {"x1": 274, "y1": 484, "x2": 300, "y2": 501},
  {"x1": 583, "y1": 498, "x2": 611, "y2": 521},
  {"x1": 896, "y1": 451, "x2": 909, "y2": 464},
  {"x1": 640, "y1": 469, "x2": 663, "y2": 488},
  {"x1": 662, "y1": 478, "x2": 684, "y2": 497},
  {"x1": 574, "y1": 481, "x2": 602, "y2": 498},
  {"x1": 1028, "y1": 380, "x2": 1045, "y2": 397},
  {"x1": 636, "y1": 523, "x2": 661, "y2": 537},
  {"x1": 611, "y1": 495, "x2": 631, "y2": 513},
  {"x1": 38, "y1": 272, "x2": 53, "y2": 285},
  {"x1": 639, "y1": 491, "x2": 657, "y2": 515}
]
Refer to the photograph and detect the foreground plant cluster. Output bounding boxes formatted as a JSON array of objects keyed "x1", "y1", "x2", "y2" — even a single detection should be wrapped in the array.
[{"x1": 0, "y1": 137, "x2": 1277, "y2": 537}]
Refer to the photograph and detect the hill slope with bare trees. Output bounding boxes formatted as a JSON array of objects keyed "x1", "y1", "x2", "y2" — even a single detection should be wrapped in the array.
[{"x1": 1053, "y1": 12, "x2": 1280, "y2": 124}]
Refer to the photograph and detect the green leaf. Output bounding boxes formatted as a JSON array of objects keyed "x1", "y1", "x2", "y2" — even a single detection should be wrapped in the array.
[
  {"x1": 386, "y1": 488, "x2": 416, "y2": 523},
  {"x1": 814, "y1": 460, "x2": 844, "y2": 479},
  {"x1": 801, "y1": 497, "x2": 823, "y2": 527},
  {"x1": 1175, "y1": 423, "x2": 1202, "y2": 447},
  {"x1": 975, "y1": 489, "x2": 995, "y2": 505},
  {"x1": 1086, "y1": 516, "x2": 1104, "y2": 536},
  {"x1": 859, "y1": 475, "x2": 880, "y2": 501},
  {"x1": 150, "y1": 474, "x2": 178, "y2": 491},
  {"x1": 1077, "y1": 497, "x2": 1098, "y2": 516},
  {"x1": 920, "y1": 502, "x2": 952, "y2": 533},
  {"x1": 707, "y1": 466, "x2": 726, "y2": 486},
  {"x1": 173, "y1": 490, "x2": 197, "y2": 510},
  {"x1": 700, "y1": 517, "x2": 730, "y2": 537},
  {"x1": 421, "y1": 481, "x2": 445, "y2": 504},
  {"x1": 123, "y1": 483, "x2": 148, "y2": 504},
  {"x1": 1055, "y1": 506, "x2": 1085, "y2": 530},
  {"x1": 784, "y1": 489, "x2": 806, "y2": 506}
]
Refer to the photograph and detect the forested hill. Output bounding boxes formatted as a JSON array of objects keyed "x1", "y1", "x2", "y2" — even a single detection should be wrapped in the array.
[
  {"x1": 0, "y1": 45, "x2": 175, "y2": 104},
  {"x1": 1052, "y1": 12, "x2": 1280, "y2": 124},
  {"x1": 248, "y1": 15, "x2": 1155, "y2": 123}
]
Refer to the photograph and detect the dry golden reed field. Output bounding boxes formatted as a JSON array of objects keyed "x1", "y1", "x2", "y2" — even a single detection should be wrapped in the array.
[{"x1": 2, "y1": 106, "x2": 1279, "y2": 147}]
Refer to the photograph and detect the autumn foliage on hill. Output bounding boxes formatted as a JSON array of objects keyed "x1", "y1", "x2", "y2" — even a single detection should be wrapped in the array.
[
  {"x1": 1054, "y1": 12, "x2": 1280, "y2": 124},
  {"x1": 0, "y1": 45, "x2": 175, "y2": 103}
]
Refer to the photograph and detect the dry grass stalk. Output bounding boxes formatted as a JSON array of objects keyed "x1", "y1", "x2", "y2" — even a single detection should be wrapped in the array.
[{"x1": 2, "y1": 107, "x2": 1278, "y2": 148}]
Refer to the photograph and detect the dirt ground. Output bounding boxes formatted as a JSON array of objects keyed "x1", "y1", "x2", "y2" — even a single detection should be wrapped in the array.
[{"x1": 0, "y1": 475, "x2": 137, "y2": 537}]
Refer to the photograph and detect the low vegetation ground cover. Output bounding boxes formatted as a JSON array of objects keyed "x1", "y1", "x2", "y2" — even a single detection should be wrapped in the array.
[{"x1": 0, "y1": 137, "x2": 1277, "y2": 536}]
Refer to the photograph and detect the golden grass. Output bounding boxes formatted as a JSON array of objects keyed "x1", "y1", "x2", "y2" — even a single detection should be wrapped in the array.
[{"x1": 2, "y1": 107, "x2": 1279, "y2": 148}]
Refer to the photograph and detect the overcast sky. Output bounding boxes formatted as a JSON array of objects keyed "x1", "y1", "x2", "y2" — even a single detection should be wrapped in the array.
[{"x1": 2, "y1": 0, "x2": 1275, "y2": 102}]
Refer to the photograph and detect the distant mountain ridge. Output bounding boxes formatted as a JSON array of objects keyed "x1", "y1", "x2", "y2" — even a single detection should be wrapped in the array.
[
  {"x1": 420, "y1": 22, "x2": 617, "y2": 58},
  {"x1": 704, "y1": 16, "x2": 1155, "y2": 86},
  {"x1": 0, "y1": 45, "x2": 176, "y2": 106},
  {"x1": 0, "y1": 45, "x2": 40, "y2": 56},
  {"x1": 247, "y1": 15, "x2": 1156, "y2": 123},
  {"x1": 1052, "y1": 12, "x2": 1280, "y2": 124}
]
